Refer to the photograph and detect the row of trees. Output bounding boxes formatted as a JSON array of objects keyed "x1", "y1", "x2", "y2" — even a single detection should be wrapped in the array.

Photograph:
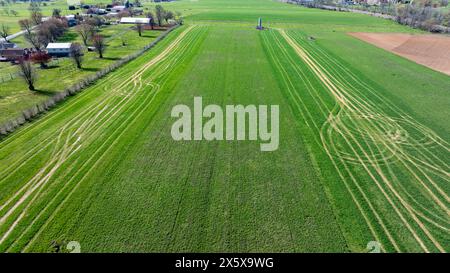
[
  {"x1": 114, "y1": 4, "x2": 183, "y2": 28},
  {"x1": 154, "y1": 5, "x2": 183, "y2": 26},
  {"x1": 395, "y1": 1, "x2": 450, "y2": 31},
  {"x1": 0, "y1": 0, "x2": 20, "y2": 17},
  {"x1": 289, "y1": 0, "x2": 450, "y2": 32}
]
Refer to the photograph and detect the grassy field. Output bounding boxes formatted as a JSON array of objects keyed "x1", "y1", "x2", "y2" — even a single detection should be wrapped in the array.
[
  {"x1": 0, "y1": 0, "x2": 71, "y2": 33},
  {"x1": 0, "y1": 0, "x2": 167, "y2": 33},
  {"x1": 0, "y1": 0, "x2": 448, "y2": 253}
]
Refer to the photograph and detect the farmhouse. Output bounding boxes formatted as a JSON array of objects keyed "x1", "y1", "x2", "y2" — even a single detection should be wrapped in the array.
[
  {"x1": 120, "y1": 17, "x2": 150, "y2": 24},
  {"x1": 46, "y1": 43, "x2": 72, "y2": 57},
  {"x1": 0, "y1": 48, "x2": 25, "y2": 61}
]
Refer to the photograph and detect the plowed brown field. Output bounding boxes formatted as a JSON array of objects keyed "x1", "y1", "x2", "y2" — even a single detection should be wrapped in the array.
[{"x1": 350, "y1": 33, "x2": 450, "y2": 76}]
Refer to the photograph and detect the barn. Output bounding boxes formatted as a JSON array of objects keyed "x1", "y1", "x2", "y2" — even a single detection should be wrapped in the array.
[
  {"x1": 119, "y1": 17, "x2": 150, "y2": 24},
  {"x1": 46, "y1": 43, "x2": 72, "y2": 57}
]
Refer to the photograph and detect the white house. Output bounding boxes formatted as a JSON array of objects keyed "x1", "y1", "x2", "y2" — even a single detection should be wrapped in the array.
[
  {"x1": 46, "y1": 43, "x2": 72, "y2": 57},
  {"x1": 119, "y1": 17, "x2": 150, "y2": 24}
]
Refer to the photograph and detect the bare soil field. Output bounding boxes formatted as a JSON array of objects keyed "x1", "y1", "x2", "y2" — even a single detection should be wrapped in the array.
[{"x1": 350, "y1": 33, "x2": 450, "y2": 76}]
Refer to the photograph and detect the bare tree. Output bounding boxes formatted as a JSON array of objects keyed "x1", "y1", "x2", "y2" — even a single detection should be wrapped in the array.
[
  {"x1": 85, "y1": 17, "x2": 104, "y2": 28},
  {"x1": 136, "y1": 23, "x2": 143, "y2": 36},
  {"x1": 70, "y1": 42, "x2": 84, "y2": 69},
  {"x1": 29, "y1": 2, "x2": 43, "y2": 25},
  {"x1": 37, "y1": 18, "x2": 68, "y2": 47},
  {"x1": 164, "y1": 10, "x2": 174, "y2": 24},
  {"x1": 19, "y1": 19, "x2": 33, "y2": 35},
  {"x1": 18, "y1": 59, "x2": 37, "y2": 91},
  {"x1": 24, "y1": 31, "x2": 44, "y2": 50},
  {"x1": 175, "y1": 11, "x2": 183, "y2": 25},
  {"x1": 28, "y1": 1, "x2": 41, "y2": 13},
  {"x1": 76, "y1": 23, "x2": 94, "y2": 46},
  {"x1": 30, "y1": 10, "x2": 43, "y2": 25},
  {"x1": 118, "y1": 10, "x2": 131, "y2": 19},
  {"x1": 0, "y1": 24, "x2": 10, "y2": 41},
  {"x1": 145, "y1": 11, "x2": 155, "y2": 29},
  {"x1": 92, "y1": 34, "x2": 106, "y2": 58},
  {"x1": 24, "y1": 32, "x2": 40, "y2": 50},
  {"x1": 52, "y1": 8, "x2": 61, "y2": 18},
  {"x1": 155, "y1": 5, "x2": 165, "y2": 27}
]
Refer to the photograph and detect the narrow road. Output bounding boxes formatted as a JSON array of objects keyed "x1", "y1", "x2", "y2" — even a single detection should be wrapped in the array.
[{"x1": 0, "y1": 26, "x2": 37, "y2": 43}]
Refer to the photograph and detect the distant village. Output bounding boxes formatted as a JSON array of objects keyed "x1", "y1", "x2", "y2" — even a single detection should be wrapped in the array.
[{"x1": 0, "y1": 0, "x2": 179, "y2": 64}]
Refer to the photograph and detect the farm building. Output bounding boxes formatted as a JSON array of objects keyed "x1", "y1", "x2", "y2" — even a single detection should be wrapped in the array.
[
  {"x1": 0, "y1": 48, "x2": 25, "y2": 61},
  {"x1": 46, "y1": 43, "x2": 72, "y2": 57},
  {"x1": 111, "y1": 5, "x2": 126, "y2": 12},
  {"x1": 120, "y1": 17, "x2": 150, "y2": 24},
  {"x1": 0, "y1": 42, "x2": 17, "y2": 50},
  {"x1": 65, "y1": 15, "x2": 78, "y2": 27},
  {"x1": 41, "y1": 15, "x2": 78, "y2": 27}
]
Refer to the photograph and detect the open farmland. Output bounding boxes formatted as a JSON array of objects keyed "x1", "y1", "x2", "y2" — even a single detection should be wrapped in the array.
[
  {"x1": 263, "y1": 29, "x2": 449, "y2": 252},
  {"x1": 350, "y1": 33, "x2": 450, "y2": 76},
  {"x1": 0, "y1": 0, "x2": 449, "y2": 253}
]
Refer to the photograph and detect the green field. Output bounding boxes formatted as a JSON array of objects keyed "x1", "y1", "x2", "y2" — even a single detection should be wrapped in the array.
[
  {"x1": 0, "y1": 0, "x2": 71, "y2": 33},
  {"x1": 0, "y1": 0, "x2": 449, "y2": 253}
]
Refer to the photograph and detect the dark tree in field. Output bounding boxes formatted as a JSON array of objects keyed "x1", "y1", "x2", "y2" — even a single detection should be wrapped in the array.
[
  {"x1": 11, "y1": 10, "x2": 18, "y2": 17},
  {"x1": 118, "y1": 10, "x2": 131, "y2": 19},
  {"x1": 145, "y1": 11, "x2": 155, "y2": 29},
  {"x1": 18, "y1": 60, "x2": 37, "y2": 91},
  {"x1": 76, "y1": 23, "x2": 95, "y2": 46},
  {"x1": 136, "y1": 23, "x2": 143, "y2": 36},
  {"x1": 155, "y1": 5, "x2": 165, "y2": 26},
  {"x1": 37, "y1": 18, "x2": 68, "y2": 47},
  {"x1": 164, "y1": 11, "x2": 174, "y2": 24},
  {"x1": 92, "y1": 34, "x2": 106, "y2": 58},
  {"x1": 85, "y1": 17, "x2": 104, "y2": 28},
  {"x1": 70, "y1": 42, "x2": 84, "y2": 69},
  {"x1": 52, "y1": 8, "x2": 61, "y2": 18},
  {"x1": 30, "y1": 51, "x2": 52, "y2": 69},
  {"x1": 0, "y1": 24, "x2": 10, "y2": 40}
]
